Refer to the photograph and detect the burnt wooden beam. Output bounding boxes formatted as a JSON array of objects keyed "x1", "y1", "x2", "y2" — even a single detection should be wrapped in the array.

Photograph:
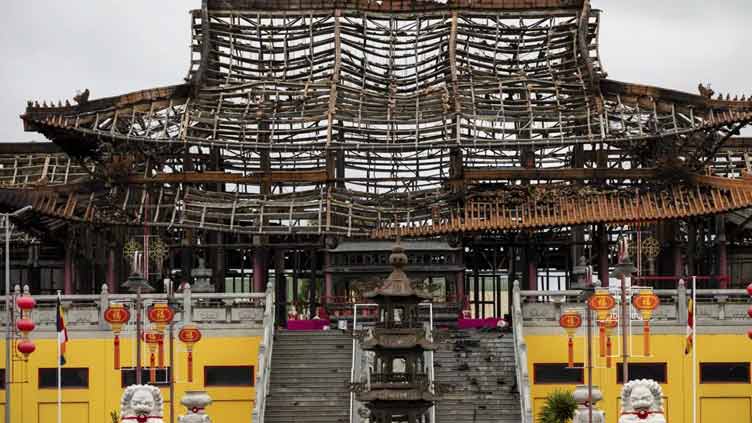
[
  {"x1": 125, "y1": 170, "x2": 328, "y2": 185},
  {"x1": 0, "y1": 142, "x2": 62, "y2": 154},
  {"x1": 463, "y1": 167, "x2": 659, "y2": 181}
]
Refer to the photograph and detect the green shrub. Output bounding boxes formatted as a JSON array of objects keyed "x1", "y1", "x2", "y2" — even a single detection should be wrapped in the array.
[{"x1": 538, "y1": 390, "x2": 577, "y2": 423}]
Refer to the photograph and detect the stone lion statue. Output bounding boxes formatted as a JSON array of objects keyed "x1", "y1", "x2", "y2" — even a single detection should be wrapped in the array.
[
  {"x1": 120, "y1": 385, "x2": 164, "y2": 423},
  {"x1": 618, "y1": 379, "x2": 666, "y2": 423}
]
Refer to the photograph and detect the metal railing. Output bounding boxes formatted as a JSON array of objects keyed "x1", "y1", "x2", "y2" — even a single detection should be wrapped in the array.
[
  {"x1": 512, "y1": 281, "x2": 533, "y2": 423},
  {"x1": 519, "y1": 286, "x2": 751, "y2": 325},
  {"x1": 251, "y1": 282, "x2": 275, "y2": 423}
]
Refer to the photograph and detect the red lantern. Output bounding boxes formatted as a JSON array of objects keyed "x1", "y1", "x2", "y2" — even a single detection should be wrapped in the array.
[
  {"x1": 633, "y1": 289, "x2": 660, "y2": 356},
  {"x1": 178, "y1": 325, "x2": 202, "y2": 383},
  {"x1": 17, "y1": 340, "x2": 35, "y2": 360},
  {"x1": 16, "y1": 296, "x2": 36, "y2": 311},
  {"x1": 746, "y1": 282, "x2": 752, "y2": 297},
  {"x1": 748, "y1": 305, "x2": 752, "y2": 320},
  {"x1": 589, "y1": 288, "x2": 616, "y2": 358},
  {"x1": 559, "y1": 310, "x2": 582, "y2": 368},
  {"x1": 147, "y1": 304, "x2": 173, "y2": 367},
  {"x1": 147, "y1": 304, "x2": 175, "y2": 333},
  {"x1": 16, "y1": 318, "x2": 35, "y2": 338},
  {"x1": 588, "y1": 289, "x2": 616, "y2": 321},
  {"x1": 748, "y1": 328, "x2": 752, "y2": 341},
  {"x1": 104, "y1": 304, "x2": 131, "y2": 370}
]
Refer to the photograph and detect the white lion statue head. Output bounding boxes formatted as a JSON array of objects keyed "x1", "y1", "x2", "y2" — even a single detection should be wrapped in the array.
[
  {"x1": 121, "y1": 385, "x2": 164, "y2": 420},
  {"x1": 621, "y1": 379, "x2": 663, "y2": 412}
]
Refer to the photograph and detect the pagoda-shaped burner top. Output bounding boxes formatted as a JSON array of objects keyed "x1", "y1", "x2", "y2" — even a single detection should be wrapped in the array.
[{"x1": 364, "y1": 241, "x2": 432, "y2": 302}]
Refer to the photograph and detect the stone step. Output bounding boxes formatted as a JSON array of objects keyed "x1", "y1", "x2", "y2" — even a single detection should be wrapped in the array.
[
  {"x1": 434, "y1": 329, "x2": 521, "y2": 423},
  {"x1": 265, "y1": 331, "x2": 353, "y2": 423}
]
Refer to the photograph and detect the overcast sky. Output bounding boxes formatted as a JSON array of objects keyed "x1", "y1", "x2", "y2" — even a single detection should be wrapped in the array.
[{"x1": 2, "y1": 1, "x2": 751, "y2": 142}]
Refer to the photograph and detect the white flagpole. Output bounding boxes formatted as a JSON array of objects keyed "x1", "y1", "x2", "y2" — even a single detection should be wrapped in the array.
[
  {"x1": 692, "y1": 276, "x2": 697, "y2": 423},
  {"x1": 57, "y1": 290, "x2": 62, "y2": 423}
]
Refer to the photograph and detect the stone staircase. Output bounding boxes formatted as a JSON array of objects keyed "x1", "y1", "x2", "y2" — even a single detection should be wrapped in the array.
[
  {"x1": 264, "y1": 330, "x2": 353, "y2": 423},
  {"x1": 434, "y1": 329, "x2": 521, "y2": 423}
]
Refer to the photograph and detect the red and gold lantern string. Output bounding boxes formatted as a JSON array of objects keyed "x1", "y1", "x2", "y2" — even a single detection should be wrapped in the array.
[
  {"x1": 178, "y1": 325, "x2": 202, "y2": 383},
  {"x1": 559, "y1": 309, "x2": 582, "y2": 368},
  {"x1": 147, "y1": 303, "x2": 174, "y2": 369},
  {"x1": 104, "y1": 304, "x2": 131, "y2": 370},
  {"x1": 15, "y1": 295, "x2": 37, "y2": 361},
  {"x1": 143, "y1": 330, "x2": 163, "y2": 384},
  {"x1": 588, "y1": 288, "x2": 616, "y2": 358},
  {"x1": 632, "y1": 289, "x2": 660, "y2": 356}
]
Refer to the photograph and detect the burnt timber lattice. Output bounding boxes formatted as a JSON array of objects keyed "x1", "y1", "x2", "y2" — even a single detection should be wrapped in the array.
[{"x1": 4, "y1": 0, "x2": 752, "y2": 310}]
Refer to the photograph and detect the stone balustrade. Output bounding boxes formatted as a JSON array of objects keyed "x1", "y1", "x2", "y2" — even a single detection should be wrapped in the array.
[
  {"x1": 0, "y1": 284, "x2": 267, "y2": 333},
  {"x1": 520, "y1": 287, "x2": 751, "y2": 329}
]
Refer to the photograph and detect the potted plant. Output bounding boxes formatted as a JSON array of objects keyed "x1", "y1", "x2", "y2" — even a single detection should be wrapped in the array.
[{"x1": 538, "y1": 390, "x2": 577, "y2": 423}]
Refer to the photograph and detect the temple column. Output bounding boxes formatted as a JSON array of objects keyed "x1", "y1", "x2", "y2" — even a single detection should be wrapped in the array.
[
  {"x1": 253, "y1": 248, "x2": 267, "y2": 293},
  {"x1": 107, "y1": 246, "x2": 116, "y2": 293},
  {"x1": 274, "y1": 248, "x2": 287, "y2": 325},
  {"x1": 687, "y1": 220, "x2": 697, "y2": 275},
  {"x1": 455, "y1": 248, "x2": 465, "y2": 304},
  {"x1": 324, "y1": 253, "x2": 333, "y2": 301},
  {"x1": 527, "y1": 247, "x2": 538, "y2": 291},
  {"x1": 597, "y1": 224, "x2": 609, "y2": 286},
  {"x1": 673, "y1": 241, "x2": 683, "y2": 279},
  {"x1": 214, "y1": 233, "x2": 226, "y2": 292},
  {"x1": 717, "y1": 216, "x2": 728, "y2": 288},
  {"x1": 64, "y1": 247, "x2": 74, "y2": 295}
]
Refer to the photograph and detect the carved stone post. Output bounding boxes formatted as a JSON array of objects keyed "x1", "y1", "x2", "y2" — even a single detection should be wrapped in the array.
[{"x1": 178, "y1": 391, "x2": 212, "y2": 423}]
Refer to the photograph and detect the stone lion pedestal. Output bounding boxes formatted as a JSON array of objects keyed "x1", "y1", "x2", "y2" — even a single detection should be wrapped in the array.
[
  {"x1": 618, "y1": 379, "x2": 667, "y2": 423},
  {"x1": 120, "y1": 385, "x2": 164, "y2": 423}
]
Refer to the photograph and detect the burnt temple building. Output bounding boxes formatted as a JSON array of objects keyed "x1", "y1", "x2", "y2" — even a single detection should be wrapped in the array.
[{"x1": 3, "y1": 1, "x2": 752, "y2": 421}]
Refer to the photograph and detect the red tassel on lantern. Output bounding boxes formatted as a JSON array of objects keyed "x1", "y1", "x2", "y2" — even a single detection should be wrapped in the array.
[
  {"x1": 114, "y1": 335, "x2": 121, "y2": 370},
  {"x1": 606, "y1": 337, "x2": 613, "y2": 368},
  {"x1": 559, "y1": 310, "x2": 582, "y2": 369},
  {"x1": 599, "y1": 323, "x2": 606, "y2": 358},
  {"x1": 143, "y1": 330, "x2": 162, "y2": 384},
  {"x1": 633, "y1": 289, "x2": 660, "y2": 357},
  {"x1": 187, "y1": 351, "x2": 194, "y2": 383},
  {"x1": 158, "y1": 338, "x2": 165, "y2": 369},
  {"x1": 150, "y1": 351, "x2": 157, "y2": 384},
  {"x1": 179, "y1": 325, "x2": 202, "y2": 384},
  {"x1": 104, "y1": 305, "x2": 131, "y2": 370},
  {"x1": 603, "y1": 314, "x2": 618, "y2": 369}
]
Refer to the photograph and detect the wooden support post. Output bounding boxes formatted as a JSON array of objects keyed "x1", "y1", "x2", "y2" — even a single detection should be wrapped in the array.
[
  {"x1": 717, "y1": 216, "x2": 728, "y2": 288},
  {"x1": 687, "y1": 220, "x2": 697, "y2": 275},
  {"x1": 107, "y1": 246, "x2": 116, "y2": 294},
  {"x1": 253, "y1": 248, "x2": 267, "y2": 293},
  {"x1": 275, "y1": 248, "x2": 287, "y2": 326},
  {"x1": 64, "y1": 244, "x2": 74, "y2": 295},
  {"x1": 598, "y1": 224, "x2": 609, "y2": 286},
  {"x1": 324, "y1": 253, "x2": 333, "y2": 302}
]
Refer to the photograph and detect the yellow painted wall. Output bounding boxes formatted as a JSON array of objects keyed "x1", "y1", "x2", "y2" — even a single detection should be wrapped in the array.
[
  {"x1": 527, "y1": 333, "x2": 752, "y2": 423},
  {"x1": 0, "y1": 335, "x2": 260, "y2": 423}
]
